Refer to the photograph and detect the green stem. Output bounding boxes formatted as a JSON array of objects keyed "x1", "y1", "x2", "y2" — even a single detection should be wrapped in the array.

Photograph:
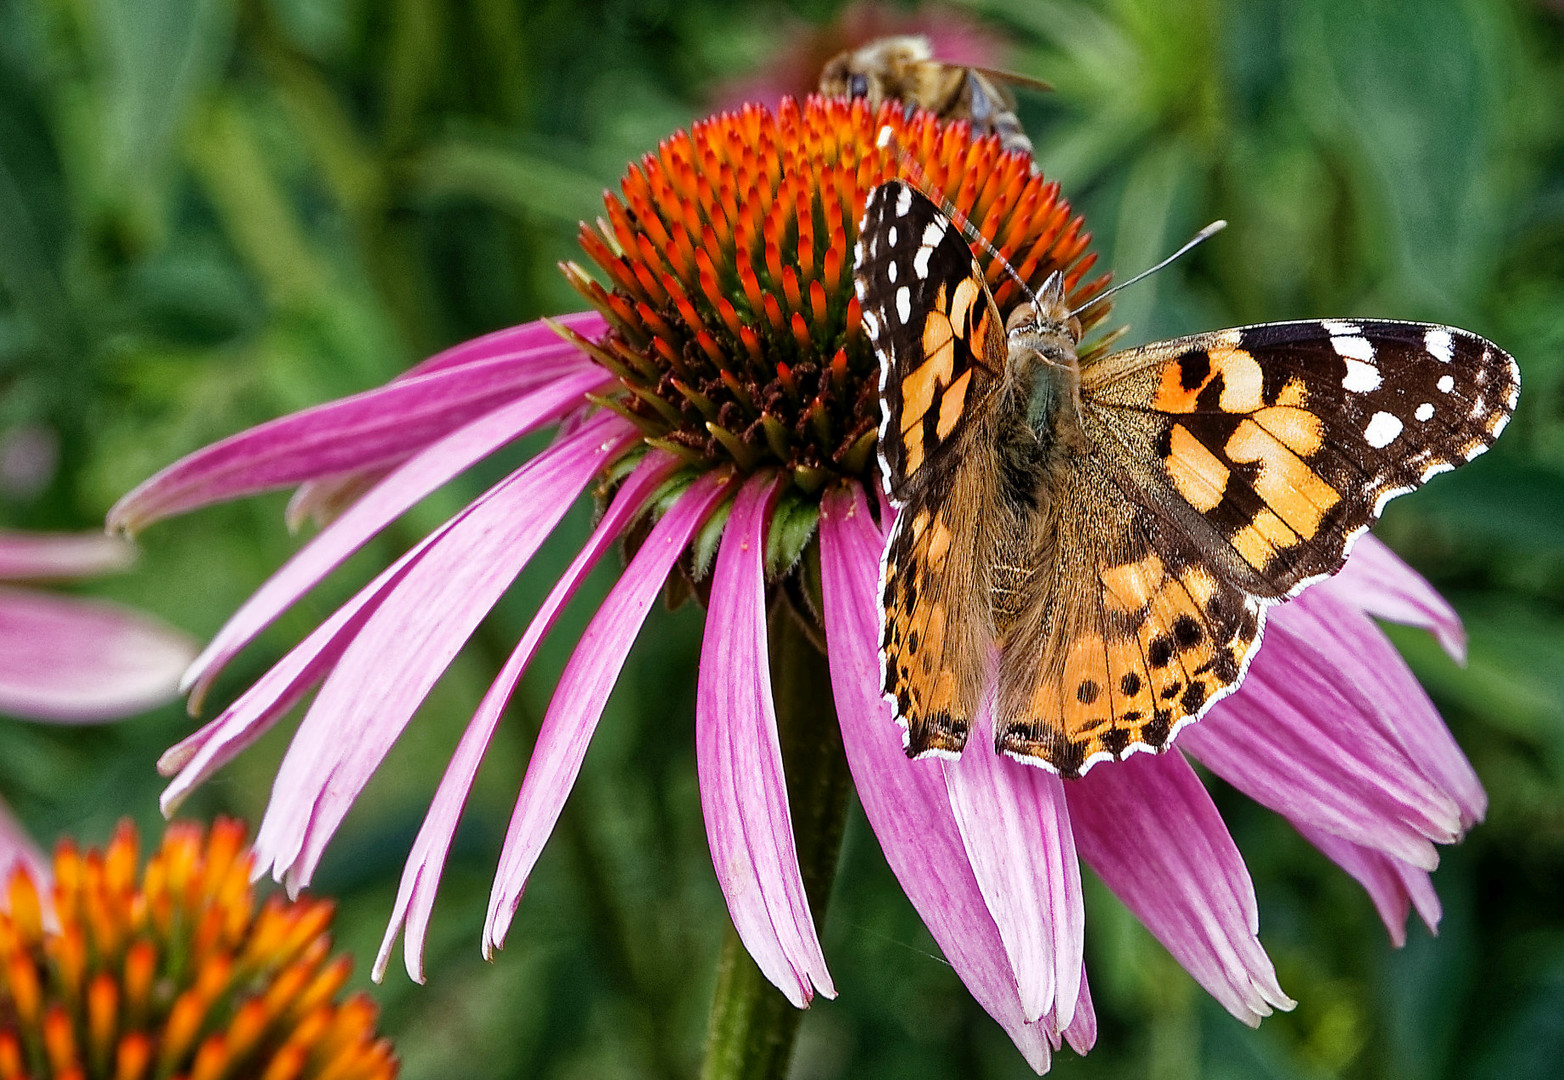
[{"x1": 700, "y1": 598, "x2": 853, "y2": 1080}]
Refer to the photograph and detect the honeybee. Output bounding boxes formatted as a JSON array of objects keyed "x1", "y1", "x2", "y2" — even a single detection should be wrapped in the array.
[{"x1": 819, "y1": 35, "x2": 1050, "y2": 168}]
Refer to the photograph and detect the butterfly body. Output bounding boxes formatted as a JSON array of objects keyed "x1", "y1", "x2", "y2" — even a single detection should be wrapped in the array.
[{"x1": 855, "y1": 179, "x2": 1519, "y2": 778}]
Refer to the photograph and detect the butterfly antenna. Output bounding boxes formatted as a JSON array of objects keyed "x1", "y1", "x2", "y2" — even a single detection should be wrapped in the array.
[
  {"x1": 875, "y1": 126, "x2": 1044, "y2": 312},
  {"x1": 1067, "y1": 220, "x2": 1227, "y2": 318}
]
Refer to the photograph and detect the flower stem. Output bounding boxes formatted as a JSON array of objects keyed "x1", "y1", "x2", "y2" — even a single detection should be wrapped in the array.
[{"x1": 699, "y1": 599, "x2": 852, "y2": 1080}]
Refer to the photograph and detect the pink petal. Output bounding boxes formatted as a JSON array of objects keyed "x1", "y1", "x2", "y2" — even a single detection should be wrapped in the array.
[
  {"x1": 0, "y1": 588, "x2": 197, "y2": 723},
  {"x1": 181, "y1": 368, "x2": 612, "y2": 708},
  {"x1": 1180, "y1": 615, "x2": 1465, "y2": 871},
  {"x1": 1067, "y1": 750, "x2": 1294, "y2": 1027},
  {"x1": 284, "y1": 469, "x2": 390, "y2": 533},
  {"x1": 698, "y1": 472, "x2": 834, "y2": 1007},
  {"x1": 1315, "y1": 534, "x2": 1467, "y2": 663},
  {"x1": 817, "y1": 483, "x2": 1077, "y2": 1071},
  {"x1": 397, "y1": 312, "x2": 606, "y2": 380},
  {"x1": 0, "y1": 531, "x2": 134, "y2": 580},
  {"x1": 1295, "y1": 823, "x2": 1441, "y2": 947},
  {"x1": 0, "y1": 798, "x2": 50, "y2": 899},
  {"x1": 373, "y1": 449, "x2": 679, "y2": 982},
  {"x1": 252, "y1": 415, "x2": 634, "y2": 894},
  {"x1": 483, "y1": 470, "x2": 733, "y2": 958},
  {"x1": 943, "y1": 703, "x2": 1083, "y2": 1026},
  {"x1": 108, "y1": 343, "x2": 607, "y2": 534},
  {"x1": 1285, "y1": 591, "x2": 1486, "y2": 830},
  {"x1": 157, "y1": 528, "x2": 445, "y2": 813}
]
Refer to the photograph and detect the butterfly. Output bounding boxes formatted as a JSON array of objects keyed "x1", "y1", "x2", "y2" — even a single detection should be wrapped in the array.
[
  {"x1": 853, "y1": 179, "x2": 1519, "y2": 778},
  {"x1": 819, "y1": 36, "x2": 1049, "y2": 168}
]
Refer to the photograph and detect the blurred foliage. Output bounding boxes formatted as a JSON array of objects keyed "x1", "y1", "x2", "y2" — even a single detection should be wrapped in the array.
[{"x1": 1, "y1": 0, "x2": 1562, "y2": 1077}]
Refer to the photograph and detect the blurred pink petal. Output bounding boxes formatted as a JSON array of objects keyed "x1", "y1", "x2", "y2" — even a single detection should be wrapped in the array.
[
  {"x1": 252, "y1": 414, "x2": 634, "y2": 894},
  {"x1": 1067, "y1": 750, "x2": 1294, "y2": 1027},
  {"x1": 374, "y1": 449, "x2": 679, "y2": 982},
  {"x1": 698, "y1": 473, "x2": 834, "y2": 1007},
  {"x1": 0, "y1": 587, "x2": 197, "y2": 722},
  {"x1": 484, "y1": 470, "x2": 733, "y2": 957},
  {"x1": 818, "y1": 483, "x2": 1079, "y2": 1070},
  {"x1": 109, "y1": 335, "x2": 605, "y2": 534},
  {"x1": 181, "y1": 368, "x2": 613, "y2": 708},
  {"x1": 0, "y1": 531, "x2": 134, "y2": 579},
  {"x1": 1297, "y1": 823, "x2": 1441, "y2": 946}
]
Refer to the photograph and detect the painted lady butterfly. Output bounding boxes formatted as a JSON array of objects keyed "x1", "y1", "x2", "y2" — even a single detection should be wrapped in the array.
[{"x1": 854, "y1": 179, "x2": 1519, "y2": 778}]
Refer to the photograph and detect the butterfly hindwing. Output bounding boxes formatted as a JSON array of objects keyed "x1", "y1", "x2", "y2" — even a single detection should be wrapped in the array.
[
  {"x1": 994, "y1": 451, "x2": 1264, "y2": 777},
  {"x1": 856, "y1": 179, "x2": 1006, "y2": 501}
]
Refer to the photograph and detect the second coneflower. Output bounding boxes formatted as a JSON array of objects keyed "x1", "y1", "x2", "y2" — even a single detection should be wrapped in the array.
[
  {"x1": 110, "y1": 97, "x2": 1484, "y2": 1072},
  {"x1": 0, "y1": 818, "x2": 396, "y2": 1080}
]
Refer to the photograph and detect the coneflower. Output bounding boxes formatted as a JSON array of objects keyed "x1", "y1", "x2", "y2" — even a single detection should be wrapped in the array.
[{"x1": 110, "y1": 97, "x2": 1482, "y2": 1072}]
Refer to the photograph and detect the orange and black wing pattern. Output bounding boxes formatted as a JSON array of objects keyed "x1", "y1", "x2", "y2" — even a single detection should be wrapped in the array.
[
  {"x1": 855, "y1": 179, "x2": 1005, "y2": 501},
  {"x1": 1081, "y1": 319, "x2": 1519, "y2": 599}
]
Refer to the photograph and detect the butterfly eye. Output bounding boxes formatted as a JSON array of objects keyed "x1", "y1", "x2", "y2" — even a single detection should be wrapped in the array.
[{"x1": 849, "y1": 74, "x2": 870, "y2": 98}]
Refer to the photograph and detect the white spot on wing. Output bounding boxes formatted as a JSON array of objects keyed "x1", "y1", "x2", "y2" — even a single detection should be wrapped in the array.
[
  {"x1": 1437, "y1": 374, "x2": 1455, "y2": 393},
  {"x1": 1333, "y1": 335, "x2": 1376, "y2": 362},
  {"x1": 887, "y1": 225, "x2": 898, "y2": 247},
  {"x1": 1322, "y1": 319, "x2": 1360, "y2": 336},
  {"x1": 922, "y1": 218, "x2": 948, "y2": 247},
  {"x1": 896, "y1": 185, "x2": 913, "y2": 216},
  {"x1": 896, "y1": 286, "x2": 911, "y2": 324},
  {"x1": 1425, "y1": 328, "x2": 1455, "y2": 364},
  {"x1": 1341, "y1": 357, "x2": 1381, "y2": 392},
  {"x1": 1364, "y1": 411, "x2": 1403, "y2": 448},
  {"x1": 1414, "y1": 402, "x2": 1434, "y2": 422},
  {"x1": 913, "y1": 246, "x2": 933, "y2": 279},
  {"x1": 887, "y1": 260, "x2": 897, "y2": 283},
  {"x1": 862, "y1": 310, "x2": 880, "y2": 338}
]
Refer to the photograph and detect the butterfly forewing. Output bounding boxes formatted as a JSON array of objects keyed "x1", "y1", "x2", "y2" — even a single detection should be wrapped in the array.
[
  {"x1": 1080, "y1": 319, "x2": 1520, "y2": 598},
  {"x1": 856, "y1": 179, "x2": 1006, "y2": 501}
]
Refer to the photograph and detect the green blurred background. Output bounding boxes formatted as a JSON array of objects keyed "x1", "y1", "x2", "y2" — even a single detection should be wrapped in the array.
[{"x1": 2, "y1": 0, "x2": 1561, "y2": 1076}]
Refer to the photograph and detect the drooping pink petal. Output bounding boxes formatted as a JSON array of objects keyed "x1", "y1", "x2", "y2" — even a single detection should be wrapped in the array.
[
  {"x1": 1180, "y1": 618, "x2": 1464, "y2": 871},
  {"x1": 1066, "y1": 750, "x2": 1294, "y2": 1027},
  {"x1": 180, "y1": 369, "x2": 614, "y2": 708},
  {"x1": 0, "y1": 588, "x2": 196, "y2": 723},
  {"x1": 252, "y1": 415, "x2": 635, "y2": 894},
  {"x1": 157, "y1": 527, "x2": 448, "y2": 813},
  {"x1": 483, "y1": 469, "x2": 733, "y2": 958},
  {"x1": 943, "y1": 703, "x2": 1083, "y2": 1026},
  {"x1": 108, "y1": 342, "x2": 608, "y2": 534},
  {"x1": 697, "y1": 472, "x2": 834, "y2": 1007},
  {"x1": 1315, "y1": 534, "x2": 1467, "y2": 663},
  {"x1": 0, "y1": 531, "x2": 134, "y2": 580},
  {"x1": 818, "y1": 483, "x2": 1077, "y2": 1071},
  {"x1": 1295, "y1": 823, "x2": 1441, "y2": 947},
  {"x1": 0, "y1": 798, "x2": 49, "y2": 899},
  {"x1": 1283, "y1": 591, "x2": 1486, "y2": 830},
  {"x1": 373, "y1": 449, "x2": 679, "y2": 982}
]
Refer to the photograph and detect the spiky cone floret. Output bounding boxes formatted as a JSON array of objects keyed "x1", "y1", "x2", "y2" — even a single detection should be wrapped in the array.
[
  {"x1": 561, "y1": 94, "x2": 1112, "y2": 498},
  {"x1": 0, "y1": 819, "x2": 396, "y2": 1080}
]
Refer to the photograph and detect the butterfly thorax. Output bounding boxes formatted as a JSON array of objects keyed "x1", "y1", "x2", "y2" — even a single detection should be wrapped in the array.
[{"x1": 989, "y1": 303, "x2": 1089, "y2": 630}]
